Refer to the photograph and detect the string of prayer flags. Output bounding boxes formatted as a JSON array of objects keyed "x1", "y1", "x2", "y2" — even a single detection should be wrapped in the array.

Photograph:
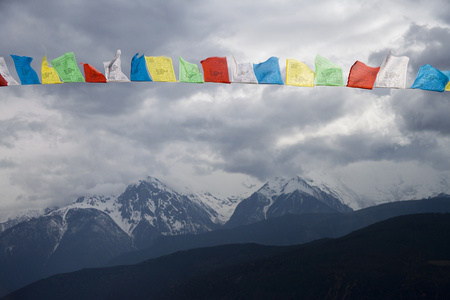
[
  {"x1": 230, "y1": 56, "x2": 258, "y2": 84},
  {"x1": 41, "y1": 56, "x2": 62, "y2": 84},
  {"x1": 103, "y1": 50, "x2": 130, "y2": 82},
  {"x1": 375, "y1": 51, "x2": 409, "y2": 89},
  {"x1": 145, "y1": 56, "x2": 177, "y2": 82},
  {"x1": 131, "y1": 53, "x2": 152, "y2": 82},
  {"x1": 411, "y1": 64, "x2": 449, "y2": 92},
  {"x1": 10, "y1": 55, "x2": 40, "y2": 85},
  {"x1": 286, "y1": 59, "x2": 315, "y2": 87},
  {"x1": 0, "y1": 57, "x2": 19, "y2": 85},
  {"x1": 347, "y1": 61, "x2": 380, "y2": 90},
  {"x1": 80, "y1": 63, "x2": 107, "y2": 83},
  {"x1": 253, "y1": 57, "x2": 284, "y2": 85},
  {"x1": 201, "y1": 57, "x2": 230, "y2": 83},
  {"x1": 314, "y1": 55, "x2": 344, "y2": 86},
  {"x1": 51, "y1": 52, "x2": 85, "y2": 83},
  {"x1": 179, "y1": 56, "x2": 204, "y2": 83}
]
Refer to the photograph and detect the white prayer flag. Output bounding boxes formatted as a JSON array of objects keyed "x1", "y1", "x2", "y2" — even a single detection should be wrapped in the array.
[
  {"x1": 375, "y1": 51, "x2": 409, "y2": 89},
  {"x1": 103, "y1": 50, "x2": 130, "y2": 82},
  {"x1": 231, "y1": 56, "x2": 258, "y2": 84}
]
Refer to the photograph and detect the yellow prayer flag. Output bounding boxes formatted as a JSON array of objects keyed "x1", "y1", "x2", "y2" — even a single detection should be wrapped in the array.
[
  {"x1": 286, "y1": 59, "x2": 315, "y2": 87},
  {"x1": 145, "y1": 56, "x2": 177, "y2": 82},
  {"x1": 446, "y1": 81, "x2": 450, "y2": 91},
  {"x1": 41, "y1": 56, "x2": 62, "y2": 84}
]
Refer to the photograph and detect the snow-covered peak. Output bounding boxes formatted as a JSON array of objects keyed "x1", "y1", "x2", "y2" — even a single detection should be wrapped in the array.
[
  {"x1": 187, "y1": 193, "x2": 242, "y2": 225},
  {"x1": 141, "y1": 176, "x2": 175, "y2": 193},
  {"x1": 0, "y1": 208, "x2": 48, "y2": 232},
  {"x1": 258, "y1": 176, "x2": 316, "y2": 198}
]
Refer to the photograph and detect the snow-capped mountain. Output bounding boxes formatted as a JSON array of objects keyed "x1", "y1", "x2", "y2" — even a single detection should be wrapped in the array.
[
  {"x1": 186, "y1": 192, "x2": 241, "y2": 225},
  {"x1": 53, "y1": 177, "x2": 235, "y2": 248},
  {"x1": 226, "y1": 176, "x2": 352, "y2": 227},
  {"x1": 0, "y1": 209, "x2": 49, "y2": 233},
  {"x1": 304, "y1": 171, "x2": 450, "y2": 210},
  {"x1": 0, "y1": 176, "x2": 235, "y2": 294},
  {"x1": 0, "y1": 205, "x2": 134, "y2": 294}
]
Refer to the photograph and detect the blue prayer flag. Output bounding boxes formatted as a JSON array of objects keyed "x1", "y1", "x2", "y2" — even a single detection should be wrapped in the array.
[
  {"x1": 10, "y1": 55, "x2": 40, "y2": 85},
  {"x1": 411, "y1": 64, "x2": 449, "y2": 92},
  {"x1": 253, "y1": 57, "x2": 284, "y2": 85},
  {"x1": 131, "y1": 53, "x2": 152, "y2": 81}
]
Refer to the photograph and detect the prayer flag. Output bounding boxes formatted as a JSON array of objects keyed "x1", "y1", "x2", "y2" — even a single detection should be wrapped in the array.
[
  {"x1": 441, "y1": 71, "x2": 450, "y2": 91},
  {"x1": 103, "y1": 50, "x2": 130, "y2": 82},
  {"x1": 51, "y1": 52, "x2": 85, "y2": 83},
  {"x1": 347, "y1": 61, "x2": 380, "y2": 90},
  {"x1": 375, "y1": 51, "x2": 409, "y2": 89},
  {"x1": 41, "y1": 56, "x2": 62, "y2": 84},
  {"x1": 131, "y1": 53, "x2": 152, "y2": 81},
  {"x1": 80, "y1": 63, "x2": 107, "y2": 83},
  {"x1": 230, "y1": 56, "x2": 257, "y2": 84},
  {"x1": 145, "y1": 56, "x2": 177, "y2": 82},
  {"x1": 411, "y1": 64, "x2": 449, "y2": 92},
  {"x1": 10, "y1": 55, "x2": 40, "y2": 85},
  {"x1": 0, "y1": 73, "x2": 7, "y2": 86},
  {"x1": 0, "y1": 57, "x2": 19, "y2": 85},
  {"x1": 286, "y1": 59, "x2": 315, "y2": 87},
  {"x1": 200, "y1": 57, "x2": 230, "y2": 83},
  {"x1": 314, "y1": 55, "x2": 344, "y2": 86},
  {"x1": 179, "y1": 56, "x2": 204, "y2": 83},
  {"x1": 253, "y1": 57, "x2": 284, "y2": 85}
]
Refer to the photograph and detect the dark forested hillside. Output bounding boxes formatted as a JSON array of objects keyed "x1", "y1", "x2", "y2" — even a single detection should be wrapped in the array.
[{"x1": 4, "y1": 213, "x2": 450, "y2": 300}]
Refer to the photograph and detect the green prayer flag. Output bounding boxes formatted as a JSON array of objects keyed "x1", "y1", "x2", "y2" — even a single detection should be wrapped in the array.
[
  {"x1": 314, "y1": 55, "x2": 343, "y2": 86},
  {"x1": 179, "y1": 56, "x2": 204, "y2": 83},
  {"x1": 51, "y1": 52, "x2": 85, "y2": 83}
]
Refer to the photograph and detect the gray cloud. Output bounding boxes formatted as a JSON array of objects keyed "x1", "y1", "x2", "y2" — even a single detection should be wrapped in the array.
[
  {"x1": 391, "y1": 91, "x2": 450, "y2": 136},
  {"x1": 1, "y1": 0, "x2": 450, "y2": 212}
]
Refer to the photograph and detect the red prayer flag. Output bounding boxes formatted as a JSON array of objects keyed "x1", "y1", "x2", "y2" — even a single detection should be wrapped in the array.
[
  {"x1": 0, "y1": 73, "x2": 7, "y2": 86},
  {"x1": 80, "y1": 63, "x2": 107, "y2": 83},
  {"x1": 200, "y1": 57, "x2": 230, "y2": 83},
  {"x1": 347, "y1": 61, "x2": 380, "y2": 90}
]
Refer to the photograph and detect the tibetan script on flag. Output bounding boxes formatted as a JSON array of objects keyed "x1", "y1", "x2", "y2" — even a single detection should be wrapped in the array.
[
  {"x1": 347, "y1": 61, "x2": 380, "y2": 90},
  {"x1": 314, "y1": 55, "x2": 344, "y2": 86},
  {"x1": 253, "y1": 57, "x2": 284, "y2": 85},
  {"x1": 41, "y1": 56, "x2": 62, "y2": 84},
  {"x1": 51, "y1": 52, "x2": 85, "y2": 83},
  {"x1": 103, "y1": 50, "x2": 130, "y2": 82},
  {"x1": 411, "y1": 64, "x2": 449, "y2": 92},
  {"x1": 10, "y1": 55, "x2": 40, "y2": 85},
  {"x1": 145, "y1": 56, "x2": 177, "y2": 82},
  {"x1": 81, "y1": 63, "x2": 107, "y2": 83},
  {"x1": 131, "y1": 53, "x2": 152, "y2": 81},
  {"x1": 201, "y1": 57, "x2": 230, "y2": 83},
  {"x1": 375, "y1": 51, "x2": 409, "y2": 89},
  {"x1": 286, "y1": 59, "x2": 315, "y2": 87},
  {"x1": 179, "y1": 56, "x2": 204, "y2": 83},
  {"x1": 231, "y1": 56, "x2": 257, "y2": 84}
]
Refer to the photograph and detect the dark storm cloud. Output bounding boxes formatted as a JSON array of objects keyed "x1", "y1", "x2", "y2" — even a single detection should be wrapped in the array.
[
  {"x1": 391, "y1": 90, "x2": 450, "y2": 136},
  {"x1": 0, "y1": 117, "x2": 49, "y2": 148},
  {"x1": 369, "y1": 23, "x2": 450, "y2": 80},
  {"x1": 401, "y1": 24, "x2": 450, "y2": 71},
  {"x1": 43, "y1": 83, "x2": 149, "y2": 117},
  {"x1": 2, "y1": 0, "x2": 450, "y2": 211}
]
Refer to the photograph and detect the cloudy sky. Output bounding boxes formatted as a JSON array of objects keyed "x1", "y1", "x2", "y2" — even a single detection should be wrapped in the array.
[{"x1": 1, "y1": 0, "x2": 450, "y2": 217}]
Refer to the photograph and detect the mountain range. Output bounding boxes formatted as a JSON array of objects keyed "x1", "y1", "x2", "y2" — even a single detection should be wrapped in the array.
[
  {"x1": 3, "y1": 212, "x2": 450, "y2": 300},
  {"x1": 1, "y1": 174, "x2": 450, "y2": 297}
]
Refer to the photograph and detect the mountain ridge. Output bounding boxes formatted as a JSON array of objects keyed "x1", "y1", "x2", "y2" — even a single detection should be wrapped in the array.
[{"x1": 4, "y1": 212, "x2": 450, "y2": 300}]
